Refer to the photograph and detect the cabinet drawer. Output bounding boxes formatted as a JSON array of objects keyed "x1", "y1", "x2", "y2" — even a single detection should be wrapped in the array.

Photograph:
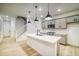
[{"x1": 74, "y1": 15, "x2": 79, "y2": 22}]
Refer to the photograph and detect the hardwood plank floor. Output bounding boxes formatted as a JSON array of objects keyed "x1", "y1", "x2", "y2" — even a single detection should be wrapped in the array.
[
  {"x1": 0, "y1": 37, "x2": 79, "y2": 56},
  {"x1": 17, "y1": 40, "x2": 41, "y2": 56},
  {"x1": 0, "y1": 37, "x2": 27, "y2": 56}
]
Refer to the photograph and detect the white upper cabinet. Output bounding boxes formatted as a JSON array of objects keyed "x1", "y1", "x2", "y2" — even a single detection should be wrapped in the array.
[
  {"x1": 66, "y1": 16, "x2": 74, "y2": 23},
  {"x1": 42, "y1": 15, "x2": 79, "y2": 29},
  {"x1": 60, "y1": 18, "x2": 67, "y2": 28},
  {"x1": 55, "y1": 19, "x2": 60, "y2": 28},
  {"x1": 55, "y1": 18, "x2": 67, "y2": 29},
  {"x1": 66, "y1": 15, "x2": 79, "y2": 23},
  {"x1": 74, "y1": 15, "x2": 79, "y2": 22},
  {"x1": 51, "y1": 20, "x2": 55, "y2": 24},
  {"x1": 42, "y1": 20, "x2": 55, "y2": 29}
]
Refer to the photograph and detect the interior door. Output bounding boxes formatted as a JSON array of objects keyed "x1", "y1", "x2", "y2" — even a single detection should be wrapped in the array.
[{"x1": 3, "y1": 20, "x2": 11, "y2": 37}]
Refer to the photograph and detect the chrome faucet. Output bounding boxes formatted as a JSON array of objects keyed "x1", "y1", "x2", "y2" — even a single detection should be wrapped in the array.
[{"x1": 36, "y1": 29, "x2": 40, "y2": 35}]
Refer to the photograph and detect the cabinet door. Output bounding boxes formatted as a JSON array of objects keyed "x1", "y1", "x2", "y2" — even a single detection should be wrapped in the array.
[
  {"x1": 60, "y1": 18, "x2": 67, "y2": 28},
  {"x1": 50, "y1": 20, "x2": 55, "y2": 24},
  {"x1": 49, "y1": 20, "x2": 52, "y2": 24},
  {"x1": 55, "y1": 20, "x2": 60, "y2": 28},
  {"x1": 47, "y1": 20, "x2": 50, "y2": 25},
  {"x1": 74, "y1": 15, "x2": 79, "y2": 22},
  {"x1": 67, "y1": 16, "x2": 74, "y2": 23},
  {"x1": 48, "y1": 20, "x2": 55, "y2": 25}
]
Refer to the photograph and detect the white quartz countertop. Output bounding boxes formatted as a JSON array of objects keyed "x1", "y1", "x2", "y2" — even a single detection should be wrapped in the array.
[{"x1": 27, "y1": 34, "x2": 62, "y2": 44}]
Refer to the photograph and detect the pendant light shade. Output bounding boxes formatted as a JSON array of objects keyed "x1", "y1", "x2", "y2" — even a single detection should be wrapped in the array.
[
  {"x1": 28, "y1": 20, "x2": 31, "y2": 23},
  {"x1": 28, "y1": 11, "x2": 31, "y2": 23},
  {"x1": 34, "y1": 5, "x2": 38, "y2": 21},
  {"x1": 34, "y1": 17, "x2": 38, "y2": 21},
  {"x1": 45, "y1": 3, "x2": 52, "y2": 20}
]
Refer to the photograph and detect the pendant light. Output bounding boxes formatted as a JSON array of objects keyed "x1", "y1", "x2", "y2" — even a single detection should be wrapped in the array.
[
  {"x1": 28, "y1": 11, "x2": 31, "y2": 23},
  {"x1": 34, "y1": 5, "x2": 38, "y2": 21},
  {"x1": 28, "y1": 20, "x2": 31, "y2": 23},
  {"x1": 45, "y1": 3, "x2": 52, "y2": 20}
]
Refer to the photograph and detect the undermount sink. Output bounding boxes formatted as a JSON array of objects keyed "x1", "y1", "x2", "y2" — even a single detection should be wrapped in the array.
[
  {"x1": 47, "y1": 32, "x2": 55, "y2": 35},
  {"x1": 37, "y1": 34, "x2": 43, "y2": 36}
]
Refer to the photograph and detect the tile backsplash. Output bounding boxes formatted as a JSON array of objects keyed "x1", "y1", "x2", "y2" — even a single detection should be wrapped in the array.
[{"x1": 41, "y1": 29, "x2": 67, "y2": 35}]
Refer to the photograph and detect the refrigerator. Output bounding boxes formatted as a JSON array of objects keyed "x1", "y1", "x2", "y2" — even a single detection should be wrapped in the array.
[{"x1": 67, "y1": 23, "x2": 79, "y2": 46}]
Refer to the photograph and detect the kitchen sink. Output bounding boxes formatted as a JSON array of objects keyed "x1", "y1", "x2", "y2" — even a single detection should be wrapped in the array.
[{"x1": 37, "y1": 34, "x2": 43, "y2": 36}]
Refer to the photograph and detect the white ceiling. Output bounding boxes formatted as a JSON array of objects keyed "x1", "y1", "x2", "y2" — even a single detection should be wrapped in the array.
[{"x1": 0, "y1": 3, "x2": 79, "y2": 18}]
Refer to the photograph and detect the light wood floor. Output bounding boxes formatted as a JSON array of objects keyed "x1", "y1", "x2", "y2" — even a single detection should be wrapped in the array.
[
  {"x1": 0, "y1": 37, "x2": 27, "y2": 56},
  {"x1": 0, "y1": 37, "x2": 79, "y2": 56},
  {"x1": 0, "y1": 37, "x2": 41, "y2": 56},
  {"x1": 17, "y1": 40, "x2": 41, "y2": 56}
]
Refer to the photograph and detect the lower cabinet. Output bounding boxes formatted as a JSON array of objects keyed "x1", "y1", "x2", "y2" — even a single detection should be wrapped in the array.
[{"x1": 27, "y1": 36, "x2": 58, "y2": 56}]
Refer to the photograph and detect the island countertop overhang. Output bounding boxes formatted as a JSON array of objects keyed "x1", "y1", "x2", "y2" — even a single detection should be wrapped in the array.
[{"x1": 26, "y1": 34, "x2": 62, "y2": 44}]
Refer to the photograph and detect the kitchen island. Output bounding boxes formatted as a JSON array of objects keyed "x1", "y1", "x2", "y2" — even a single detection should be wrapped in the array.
[{"x1": 26, "y1": 34, "x2": 62, "y2": 56}]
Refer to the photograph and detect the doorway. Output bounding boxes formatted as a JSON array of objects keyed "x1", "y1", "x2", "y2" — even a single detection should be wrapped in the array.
[{"x1": 3, "y1": 20, "x2": 11, "y2": 37}]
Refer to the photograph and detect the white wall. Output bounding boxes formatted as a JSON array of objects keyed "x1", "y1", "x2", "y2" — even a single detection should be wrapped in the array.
[{"x1": 0, "y1": 14, "x2": 16, "y2": 38}]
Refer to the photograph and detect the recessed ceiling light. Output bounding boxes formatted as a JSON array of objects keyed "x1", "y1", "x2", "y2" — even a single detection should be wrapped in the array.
[
  {"x1": 27, "y1": 15, "x2": 30, "y2": 17},
  {"x1": 6, "y1": 16, "x2": 8, "y2": 17},
  {"x1": 57, "y1": 9, "x2": 61, "y2": 12},
  {"x1": 40, "y1": 15, "x2": 43, "y2": 17},
  {"x1": 38, "y1": 8, "x2": 42, "y2": 11}
]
